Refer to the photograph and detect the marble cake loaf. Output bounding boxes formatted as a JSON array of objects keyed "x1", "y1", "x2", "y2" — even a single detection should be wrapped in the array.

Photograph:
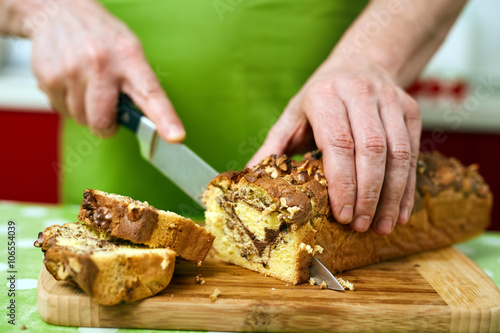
[
  {"x1": 78, "y1": 189, "x2": 214, "y2": 265},
  {"x1": 202, "y1": 151, "x2": 492, "y2": 284},
  {"x1": 35, "y1": 223, "x2": 176, "y2": 305}
]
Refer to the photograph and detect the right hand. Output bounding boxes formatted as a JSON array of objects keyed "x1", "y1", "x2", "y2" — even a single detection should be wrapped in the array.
[{"x1": 29, "y1": 0, "x2": 185, "y2": 141}]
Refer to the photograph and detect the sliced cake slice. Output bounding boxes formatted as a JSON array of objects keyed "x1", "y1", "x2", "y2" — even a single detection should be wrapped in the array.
[
  {"x1": 202, "y1": 151, "x2": 492, "y2": 285},
  {"x1": 34, "y1": 223, "x2": 176, "y2": 305},
  {"x1": 78, "y1": 189, "x2": 214, "y2": 264}
]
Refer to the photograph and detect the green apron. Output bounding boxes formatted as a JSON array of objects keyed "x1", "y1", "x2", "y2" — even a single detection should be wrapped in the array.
[{"x1": 61, "y1": 0, "x2": 368, "y2": 218}]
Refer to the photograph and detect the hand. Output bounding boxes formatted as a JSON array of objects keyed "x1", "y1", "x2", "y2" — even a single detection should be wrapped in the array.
[
  {"x1": 29, "y1": 0, "x2": 184, "y2": 141},
  {"x1": 248, "y1": 63, "x2": 421, "y2": 235}
]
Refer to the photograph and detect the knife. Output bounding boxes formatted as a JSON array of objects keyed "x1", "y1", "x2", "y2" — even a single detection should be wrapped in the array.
[
  {"x1": 117, "y1": 94, "x2": 218, "y2": 208},
  {"x1": 310, "y1": 257, "x2": 345, "y2": 291},
  {"x1": 117, "y1": 94, "x2": 344, "y2": 289}
]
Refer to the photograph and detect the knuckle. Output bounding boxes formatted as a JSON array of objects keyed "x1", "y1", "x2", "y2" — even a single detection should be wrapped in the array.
[
  {"x1": 328, "y1": 132, "x2": 355, "y2": 153},
  {"x1": 381, "y1": 87, "x2": 399, "y2": 106},
  {"x1": 388, "y1": 143, "x2": 411, "y2": 163},
  {"x1": 357, "y1": 189, "x2": 380, "y2": 207},
  {"x1": 308, "y1": 79, "x2": 336, "y2": 98},
  {"x1": 362, "y1": 135, "x2": 387, "y2": 156},
  {"x1": 41, "y1": 72, "x2": 62, "y2": 90},
  {"x1": 405, "y1": 96, "x2": 421, "y2": 118},
  {"x1": 348, "y1": 77, "x2": 373, "y2": 97},
  {"x1": 117, "y1": 36, "x2": 142, "y2": 59}
]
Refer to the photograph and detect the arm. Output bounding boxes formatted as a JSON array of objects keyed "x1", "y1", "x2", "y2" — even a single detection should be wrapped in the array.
[
  {"x1": 249, "y1": 0, "x2": 467, "y2": 235},
  {"x1": 0, "y1": 0, "x2": 185, "y2": 141}
]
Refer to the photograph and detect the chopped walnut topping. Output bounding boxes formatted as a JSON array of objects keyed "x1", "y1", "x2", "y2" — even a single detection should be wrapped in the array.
[
  {"x1": 209, "y1": 289, "x2": 221, "y2": 302},
  {"x1": 280, "y1": 198, "x2": 288, "y2": 207},
  {"x1": 262, "y1": 156, "x2": 273, "y2": 166},
  {"x1": 297, "y1": 160, "x2": 309, "y2": 172},
  {"x1": 320, "y1": 281, "x2": 327, "y2": 289},
  {"x1": 309, "y1": 278, "x2": 316, "y2": 286},
  {"x1": 265, "y1": 166, "x2": 278, "y2": 178},
  {"x1": 194, "y1": 274, "x2": 206, "y2": 285},
  {"x1": 276, "y1": 155, "x2": 289, "y2": 171}
]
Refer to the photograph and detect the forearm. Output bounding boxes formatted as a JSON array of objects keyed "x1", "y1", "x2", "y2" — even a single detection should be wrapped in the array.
[
  {"x1": 0, "y1": 0, "x2": 41, "y2": 37},
  {"x1": 325, "y1": 0, "x2": 467, "y2": 88}
]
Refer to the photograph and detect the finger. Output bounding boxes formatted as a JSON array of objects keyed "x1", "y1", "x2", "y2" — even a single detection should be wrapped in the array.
[
  {"x1": 85, "y1": 75, "x2": 119, "y2": 138},
  {"x1": 122, "y1": 58, "x2": 184, "y2": 143},
  {"x1": 305, "y1": 85, "x2": 356, "y2": 225},
  {"x1": 344, "y1": 91, "x2": 387, "y2": 232},
  {"x1": 397, "y1": 96, "x2": 422, "y2": 225},
  {"x1": 372, "y1": 92, "x2": 411, "y2": 235},
  {"x1": 47, "y1": 89, "x2": 69, "y2": 116},
  {"x1": 247, "y1": 104, "x2": 306, "y2": 167},
  {"x1": 66, "y1": 80, "x2": 87, "y2": 125}
]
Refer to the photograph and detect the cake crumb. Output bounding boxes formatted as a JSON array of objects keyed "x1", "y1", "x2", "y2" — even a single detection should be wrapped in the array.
[
  {"x1": 194, "y1": 274, "x2": 206, "y2": 285},
  {"x1": 21, "y1": 325, "x2": 27, "y2": 330},
  {"x1": 320, "y1": 281, "x2": 327, "y2": 289},
  {"x1": 197, "y1": 261, "x2": 203, "y2": 266},
  {"x1": 313, "y1": 245, "x2": 324, "y2": 254},
  {"x1": 337, "y1": 277, "x2": 355, "y2": 291},
  {"x1": 209, "y1": 289, "x2": 221, "y2": 302},
  {"x1": 271, "y1": 288, "x2": 276, "y2": 290},
  {"x1": 308, "y1": 278, "x2": 316, "y2": 286},
  {"x1": 299, "y1": 243, "x2": 314, "y2": 254}
]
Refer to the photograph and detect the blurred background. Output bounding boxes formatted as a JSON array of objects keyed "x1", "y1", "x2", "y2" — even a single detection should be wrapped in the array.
[{"x1": 1, "y1": 0, "x2": 499, "y2": 230}]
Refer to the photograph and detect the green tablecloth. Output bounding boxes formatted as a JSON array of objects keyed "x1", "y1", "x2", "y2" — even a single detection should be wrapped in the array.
[{"x1": 1, "y1": 201, "x2": 499, "y2": 333}]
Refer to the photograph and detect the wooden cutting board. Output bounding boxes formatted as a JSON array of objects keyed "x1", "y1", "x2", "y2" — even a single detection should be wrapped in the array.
[{"x1": 37, "y1": 246, "x2": 500, "y2": 332}]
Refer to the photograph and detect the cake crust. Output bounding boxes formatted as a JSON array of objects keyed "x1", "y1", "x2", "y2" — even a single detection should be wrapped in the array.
[
  {"x1": 78, "y1": 189, "x2": 215, "y2": 264},
  {"x1": 203, "y1": 151, "x2": 492, "y2": 284}
]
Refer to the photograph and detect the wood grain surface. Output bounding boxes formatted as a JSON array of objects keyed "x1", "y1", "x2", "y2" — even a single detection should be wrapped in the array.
[{"x1": 37, "y1": 246, "x2": 500, "y2": 332}]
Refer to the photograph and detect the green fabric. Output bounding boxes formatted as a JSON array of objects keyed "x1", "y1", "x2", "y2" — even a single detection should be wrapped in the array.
[
  {"x1": 1, "y1": 201, "x2": 499, "y2": 332},
  {"x1": 62, "y1": 0, "x2": 368, "y2": 216}
]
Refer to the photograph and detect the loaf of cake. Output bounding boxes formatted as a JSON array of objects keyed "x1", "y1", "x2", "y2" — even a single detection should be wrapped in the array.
[
  {"x1": 34, "y1": 223, "x2": 176, "y2": 305},
  {"x1": 78, "y1": 189, "x2": 214, "y2": 264},
  {"x1": 202, "y1": 151, "x2": 492, "y2": 284}
]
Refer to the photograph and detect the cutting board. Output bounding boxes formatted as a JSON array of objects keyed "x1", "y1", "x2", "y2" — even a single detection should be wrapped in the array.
[{"x1": 37, "y1": 246, "x2": 500, "y2": 332}]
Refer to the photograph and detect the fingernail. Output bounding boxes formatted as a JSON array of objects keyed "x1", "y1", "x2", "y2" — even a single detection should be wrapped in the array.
[
  {"x1": 352, "y1": 215, "x2": 371, "y2": 232},
  {"x1": 376, "y1": 217, "x2": 393, "y2": 235},
  {"x1": 165, "y1": 124, "x2": 185, "y2": 142},
  {"x1": 339, "y1": 205, "x2": 353, "y2": 223},
  {"x1": 399, "y1": 207, "x2": 410, "y2": 224}
]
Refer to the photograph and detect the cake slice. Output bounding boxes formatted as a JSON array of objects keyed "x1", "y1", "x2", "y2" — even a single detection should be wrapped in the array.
[
  {"x1": 34, "y1": 223, "x2": 176, "y2": 305},
  {"x1": 78, "y1": 189, "x2": 214, "y2": 264},
  {"x1": 202, "y1": 151, "x2": 492, "y2": 285}
]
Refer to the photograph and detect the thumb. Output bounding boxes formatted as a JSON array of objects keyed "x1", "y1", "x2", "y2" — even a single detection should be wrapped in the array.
[{"x1": 247, "y1": 107, "x2": 303, "y2": 168}]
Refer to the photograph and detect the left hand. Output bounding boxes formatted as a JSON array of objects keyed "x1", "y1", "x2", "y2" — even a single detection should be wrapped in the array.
[{"x1": 247, "y1": 63, "x2": 421, "y2": 235}]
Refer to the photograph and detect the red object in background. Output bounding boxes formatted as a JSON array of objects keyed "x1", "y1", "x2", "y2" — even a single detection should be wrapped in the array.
[
  {"x1": 0, "y1": 109, "x2": 60, "y2": 204},
  {"x1": 0, "y1": 110, "x2": 498, "y2": 230}
]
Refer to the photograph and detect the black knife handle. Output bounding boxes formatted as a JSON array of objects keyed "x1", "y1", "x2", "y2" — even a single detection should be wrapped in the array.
[{"x1": 117, "y1": 94, "x2": 143, "y2": 133}]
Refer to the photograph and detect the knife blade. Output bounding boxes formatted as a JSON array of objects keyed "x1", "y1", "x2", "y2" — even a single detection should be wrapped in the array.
[
  {"x1": 117, "y1": 94, "x2": 218, "y2": 208},
  {"x1": 309, "y1": 257, "x2": 344, "y2": 291}
]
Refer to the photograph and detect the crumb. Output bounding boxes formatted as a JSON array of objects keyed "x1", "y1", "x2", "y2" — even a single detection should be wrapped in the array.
[
  {"x1": 170, "y1": 294, "x2": 174, "y2": 297},
  {"x1": 337, "y1": 277, "x2": 355, "y2": 291},
  {"x1": 271, "y1": 288, "x2": 276, "y2": 291},
  {"x1": 309, "y1": 277, "x2": 316, "y2": 286},
  {"x1": 197, "y1": 261, "x2": 203, "y2": 266},
  {"x1": 299, "y1": 243, "x2": 314, "y2": 254},
  {"x1": 313, "y1": 245, "x2": 324, "y2": 254},
  {"x1": 21, "y1": 325, "x2": 27, "y2": 330},
  {"x1": 194, "y1": 274, "x2": 206, "y2": 285},
  {"x1": 209, "y1": 289, "x2": 221, "y2": 302},
  {"x1": 286, "y1": 284, "x2": 290, "y2": 287},
  {"x1": 320, "y1": 281, "x2": 327, "y2": 289}
]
